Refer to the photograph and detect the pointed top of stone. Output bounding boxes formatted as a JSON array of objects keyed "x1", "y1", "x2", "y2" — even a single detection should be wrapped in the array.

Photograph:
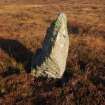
[
  {"x1": 54, "y1": 13, "x2": 67, "y2": 29},
  {"x1": 58, "y1": 12, "x2": 67, "y2": 22}
]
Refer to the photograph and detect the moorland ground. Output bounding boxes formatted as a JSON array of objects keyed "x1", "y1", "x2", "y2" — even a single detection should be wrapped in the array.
[{"x1": 0, "y1": 0, "x2": 105, "y2": 105}]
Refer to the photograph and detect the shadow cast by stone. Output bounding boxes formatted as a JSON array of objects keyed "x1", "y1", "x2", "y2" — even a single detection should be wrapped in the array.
[
  {"x1": 0, "y1": 38, "x2": 33, "y2": 72},
  {"x1": 0, "y1": 20, "x2": 57, "y2": 74}
]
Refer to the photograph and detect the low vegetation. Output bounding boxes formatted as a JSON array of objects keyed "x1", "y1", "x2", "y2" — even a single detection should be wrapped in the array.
[{"x1": 0, "y1": 1, "x2": 105, "y2": 105}]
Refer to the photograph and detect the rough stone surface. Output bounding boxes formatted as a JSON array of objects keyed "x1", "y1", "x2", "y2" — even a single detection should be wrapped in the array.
[{"x1": 31, "y1": 13, "x2": 69, "y2": 78}]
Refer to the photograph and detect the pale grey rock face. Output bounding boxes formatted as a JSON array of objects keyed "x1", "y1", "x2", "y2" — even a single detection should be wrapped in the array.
[{"x1": 31, "y1": 13, "x2": 69, "y2": 78}]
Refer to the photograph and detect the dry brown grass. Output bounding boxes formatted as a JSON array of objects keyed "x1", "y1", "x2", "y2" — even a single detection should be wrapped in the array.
[{"x1": 0, "y1": 1, "x2": 105, "y2": 105}]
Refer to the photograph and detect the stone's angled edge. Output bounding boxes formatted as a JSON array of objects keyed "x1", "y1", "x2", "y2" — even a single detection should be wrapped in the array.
[{"x1": 31, "y1": 13, "x2": 69, "y2": 78}]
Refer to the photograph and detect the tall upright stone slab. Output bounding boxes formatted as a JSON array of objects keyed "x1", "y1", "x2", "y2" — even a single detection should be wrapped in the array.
[{"x1": 31, "y1": 13, "x2": 69, "y2": 78}]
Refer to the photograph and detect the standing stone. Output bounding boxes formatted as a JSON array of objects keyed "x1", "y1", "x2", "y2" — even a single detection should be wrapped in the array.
[{"x1": 31, "y1": 13, "x2": 69, "y2": 78}]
